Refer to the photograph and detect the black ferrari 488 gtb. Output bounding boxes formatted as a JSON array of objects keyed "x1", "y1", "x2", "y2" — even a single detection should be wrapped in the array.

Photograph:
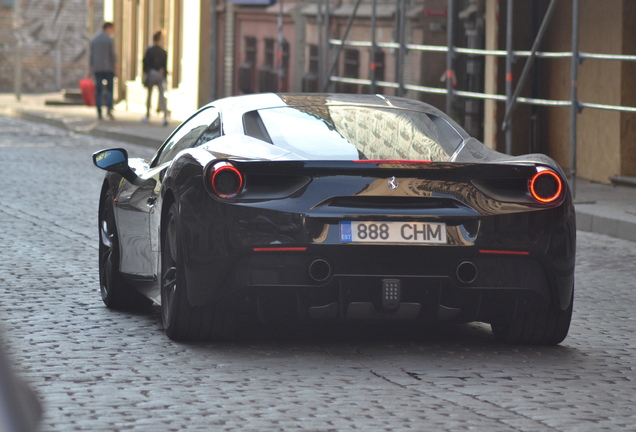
[{"x1": 93, "y1": 93, "x2": 575, "y2": 344}]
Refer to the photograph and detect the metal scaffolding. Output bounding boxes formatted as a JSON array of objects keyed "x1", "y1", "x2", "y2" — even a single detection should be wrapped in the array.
[{"x1": 319, "y1": 0, "x2": 636, "y2": 193}]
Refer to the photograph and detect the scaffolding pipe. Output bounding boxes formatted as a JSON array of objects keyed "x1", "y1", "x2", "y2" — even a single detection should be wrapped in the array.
[
  {"x1": 322, "y1": 0, "x2": 364, "y2": 92},
  {"x1": 325, "y1": 0, "x2": 331, "y2": 92},
  {"x1": 333, "y1": 72, "x2": 636, "y2": 113},
  {"x1": 502, "y1": 0, "x2": 559, "y2": 131},
  {"x1": 317, "y1": 0, "x2": 325, "y2": 90},
  {"x1": 330, "y1": 39, "x2": 636, "y2": 63},
  {"x1": 223, "y1": 2, "x2": 235, "y2": 97},
  {"x1": 505, "y1": 0, "x2": 514, "y2": 154},
  {"x1": 86, "y1": 0, "x2": 94, "y2": 75},
  {"x1": 370, "y1": 0, "x2": 377, "y2": 94},
  {"x1": 396, "y1": 0, "x2": 406, "y2": 96},
  {"x1": 14, "y1": 0, "x2": 22, "y2": 101},
  {"x1": 210, "y1": 0, "x2": 218, "y2": 101},
  {"x1": 580, "y1": 101, "x2": 636, "y2": 113},
  {"x1": 277, "y1": 0, "x2": 284, "y2": 92},
  {"x1": 446, "y1": 0, "x2": 455, "y2": 114},
  {"x1": 323, "y1": 0, "x2": 635, "y2": 183},
  {"x1": 55, "y1": 26, "x2": 64, "y2": 92},
  {"x1": 570, "y1": 0, "x2": 580, "y2": 193}
]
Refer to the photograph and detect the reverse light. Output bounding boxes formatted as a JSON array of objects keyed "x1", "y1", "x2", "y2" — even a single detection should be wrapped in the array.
[
  {"x1": 529, "y1": 168, "x2": 563, "y2": 203},
  {"x1": 210, "y1": 162, "x2": 244, "y2": 198}
]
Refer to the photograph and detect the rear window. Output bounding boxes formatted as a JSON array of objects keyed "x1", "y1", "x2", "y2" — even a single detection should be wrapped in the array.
[{"x1": 246, "y1": 105, "x2": 462, "y2": 161}]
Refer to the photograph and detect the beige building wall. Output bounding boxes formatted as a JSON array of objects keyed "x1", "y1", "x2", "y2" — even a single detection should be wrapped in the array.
[
  {"x1": 168, "y1": 0, "x2": 204, "y2": 119},
  {"x1": 619, "y1": 1, "x2": 636, "y2": 177},
  {"x1": 544, "y1": 0, "x2": 635, "y2": 183},
  {"x1": 107, "y1": 0, "x2": 209, "y2": 121},
  {"x1": 577, "y1": 0, "x2": 622, "y2": 183}
]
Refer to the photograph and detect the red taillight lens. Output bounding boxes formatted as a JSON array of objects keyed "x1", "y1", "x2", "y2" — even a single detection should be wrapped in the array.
[
  {"x1": 210, "y1": 162, "x2": 244, "y2": 198},
  {"x1": 529, "y1": 168, "x2": 563, "y2": 203}
]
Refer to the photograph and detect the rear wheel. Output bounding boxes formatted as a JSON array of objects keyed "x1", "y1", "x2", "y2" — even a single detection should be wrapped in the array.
[
  {"x1": 491, "y1": 291, "x2": 573, "y2": 345},
  {"x1": 161, "y1": 203, "x2": 233, "y2": 341},
  {"x1": 98, "y1": 191, "x2": 136, "y2": 309}
]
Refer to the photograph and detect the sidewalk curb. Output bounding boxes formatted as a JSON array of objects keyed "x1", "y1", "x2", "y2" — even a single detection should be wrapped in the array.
[
  {"x1": 574, "y1": 203, "x2": 636, "y2": 243},
  {"x1": 11, "y1": 108, "x2": 166, "y2": 149},
  {"x1": 0, "y1": 107, "x2": 174, "y2": 150},
  {"x1": 88, "y1": 127, "x2": 166, "y2": 149},
  {"x1": 575, "y1": 211, "x2": 636, "y2": 242}
]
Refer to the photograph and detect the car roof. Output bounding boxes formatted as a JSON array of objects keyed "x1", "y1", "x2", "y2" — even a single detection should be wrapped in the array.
[
  {"x1": 205, "y1": 93, "x2": 468, "y2": 139},
  {"x1": 208, "y1": 92, "x2": 448, "y2": 115}
]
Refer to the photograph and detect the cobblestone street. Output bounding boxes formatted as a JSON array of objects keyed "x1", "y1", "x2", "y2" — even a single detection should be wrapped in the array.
[{"x1": 0, "y1": 116, "x2": 635, "y2": 431}]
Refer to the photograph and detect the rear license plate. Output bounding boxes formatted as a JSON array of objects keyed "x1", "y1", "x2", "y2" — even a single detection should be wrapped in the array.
[{"x1": 340, "y1": 221, "x2": 447, "y2": 244}]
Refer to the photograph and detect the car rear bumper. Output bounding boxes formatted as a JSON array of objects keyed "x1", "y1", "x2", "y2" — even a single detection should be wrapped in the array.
[
  {"x1": 178, "y1": 193, "x2": 575, "y2": 322},
  {"x1": 186, "y1": 247, "x2": 571, "y2": 325}
]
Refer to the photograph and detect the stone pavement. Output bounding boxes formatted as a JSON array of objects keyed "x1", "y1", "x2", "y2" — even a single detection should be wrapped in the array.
[
  {"x1": 1, "y1": 104, "x2": 636, "y2": 432},
  {"x1": 2, "y1": 91, "x2": 635, "y2": 243}
]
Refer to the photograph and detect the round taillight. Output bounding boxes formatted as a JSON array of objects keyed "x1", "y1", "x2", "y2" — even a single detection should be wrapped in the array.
[
  {"x1": 210, "y1": 162, "x2": 244, "y2": 198},
  {"x1": 529, "y1": 168, "x2": 563, "y2": 203}
]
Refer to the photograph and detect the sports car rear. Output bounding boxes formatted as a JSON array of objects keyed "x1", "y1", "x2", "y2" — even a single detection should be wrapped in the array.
[{"x1": 178, "y1": 159, "x2": 574, "y2": 328}]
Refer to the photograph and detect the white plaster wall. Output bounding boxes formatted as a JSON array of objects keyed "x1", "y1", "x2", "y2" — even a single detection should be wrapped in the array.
[{"x1": 167, "y1": 0, "x2": 203, "y2": 120}]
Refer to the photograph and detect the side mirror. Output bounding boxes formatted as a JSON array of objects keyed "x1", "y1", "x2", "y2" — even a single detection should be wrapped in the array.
[
  {"x1": 92, "y1": 148, "x2": 142, "y2": 185},
  {"x1": 93, "y1": 148, "x2": 129, "y2": 172}
]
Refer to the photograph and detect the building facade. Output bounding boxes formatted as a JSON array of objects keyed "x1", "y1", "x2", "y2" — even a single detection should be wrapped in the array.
[{"x1": 11, "y1": 0, "x2": 629, "y2": 184}]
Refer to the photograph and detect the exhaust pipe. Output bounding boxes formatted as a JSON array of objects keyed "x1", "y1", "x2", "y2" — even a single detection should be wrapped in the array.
[
  {"x1": 308, "y1": 259, "x2": 332, "y2": 282},
  {"x1": 456, "y1": 261, "x2": 477, "y2": 284}
]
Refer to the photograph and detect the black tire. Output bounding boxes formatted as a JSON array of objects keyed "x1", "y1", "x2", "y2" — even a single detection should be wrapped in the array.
[
  {"x1": 161, "y1": 203, "x2": 233, "y2": 341},
  {"x1": 98, "y1": 191, "x2": 135, "y2": 309},
  {"x1": 491, "y1": 291, "x2": 573, "y2": 345}
]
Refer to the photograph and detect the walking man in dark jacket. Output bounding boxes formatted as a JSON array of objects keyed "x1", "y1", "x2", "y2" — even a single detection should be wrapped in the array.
[
  {"x1": 89, "y1": 22, "x2": 117, "y2": 120},
  {"x1": 142, "y1": 30, "x2": 169, "y2": 126}
]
